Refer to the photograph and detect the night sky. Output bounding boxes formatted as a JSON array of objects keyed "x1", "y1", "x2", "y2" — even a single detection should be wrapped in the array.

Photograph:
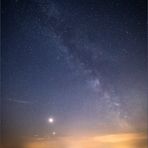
[{"x1": 1, "y1": 0, "x2": 147, "y2": 147}]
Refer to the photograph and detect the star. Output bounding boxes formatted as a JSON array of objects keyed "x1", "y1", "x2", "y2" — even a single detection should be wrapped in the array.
[
  {"x1": 48, "y1": 117, "x2": 54, "y2": 123},
  {"x1": 52, "y1": 131, "x2": 56, "y2": 135}
]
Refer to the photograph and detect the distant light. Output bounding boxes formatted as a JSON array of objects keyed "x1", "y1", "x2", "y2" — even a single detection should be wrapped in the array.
[
  {"x1": 52, "y1": 131, "x2": 56, "y2": 135},
  {"x1": 48, "y1": 118, "x2": 54, "y2": 123}
]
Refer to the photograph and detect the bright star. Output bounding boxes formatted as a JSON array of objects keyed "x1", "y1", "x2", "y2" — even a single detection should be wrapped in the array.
[{"x1": 48, "y1": 117, "x2": 54, "y2": 123}]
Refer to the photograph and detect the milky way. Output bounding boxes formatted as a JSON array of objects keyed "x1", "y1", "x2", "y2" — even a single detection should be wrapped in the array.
[{"x1": 2, "y1": 0, "x2": 147, "y2": 145}]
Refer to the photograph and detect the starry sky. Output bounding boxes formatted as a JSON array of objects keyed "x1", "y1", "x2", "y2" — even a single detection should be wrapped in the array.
[{"x1": 1, "y1": 0, "x2": 147, "y2": 147}]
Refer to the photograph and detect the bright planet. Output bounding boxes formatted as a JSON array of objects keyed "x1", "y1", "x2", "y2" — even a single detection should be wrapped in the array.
[{"x1": 48, "y1": 117, "x2": 54, "y2": 123}]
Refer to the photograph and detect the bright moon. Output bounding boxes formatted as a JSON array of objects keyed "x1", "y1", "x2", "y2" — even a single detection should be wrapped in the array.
[{"x1": 48, "y1": 118, "x2": 54, "y2": 123}]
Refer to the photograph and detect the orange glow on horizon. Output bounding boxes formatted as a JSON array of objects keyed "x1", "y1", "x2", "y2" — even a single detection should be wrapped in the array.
[{"x1": 23, "y1": 132, "x2": 148, "y2": 148}]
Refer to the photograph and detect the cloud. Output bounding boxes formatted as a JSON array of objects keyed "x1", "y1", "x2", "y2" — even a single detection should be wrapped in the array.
[
  {"x1": 7, "y1": 98, "x2": 33, "y2": 105},
  {"x1": 94, "y1": 132, "x2": 148, "y2": 143}
]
